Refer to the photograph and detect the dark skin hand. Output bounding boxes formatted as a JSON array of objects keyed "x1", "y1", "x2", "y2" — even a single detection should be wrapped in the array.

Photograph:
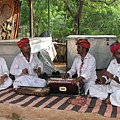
[
  {"x1": 71, "y1": 76, "x2": 84, "y2": 85},
  {"x1": 103, "y1": 69, "x2": 120, "y2": 83},
  {"x1": 22, "y1": 68, "x2": 28, "y2": 74},
  {"x1": 22, "y1": 67, "x2": 41, "y2": 75},
  {"x1": 71, "y1": 79, "x2": 79, "y2": 85},
  {"x1": 102, "y1": 69, "x2": 113, "y2": 79},
  {"x1": 95, "y1": 77, "x2": 106, "y2": 85},
  {"x1": 0, "y1": 74, "x2": 8, "y2": 85},
  {"x1": 61, "y1": 73, "x2": 84, "y2": 84},
  {"x1": 61, "y1": 73, "x2": 70, "y2": 79},
  {"x1": 34, "y1": 67, "x2": 41, "y2": 75},
  {"x1": 96, "y1": 69, "x2": 120, "y2": 84}
]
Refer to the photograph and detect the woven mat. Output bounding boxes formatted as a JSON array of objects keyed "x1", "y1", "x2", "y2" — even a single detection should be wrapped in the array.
[{"x1": 0, "y1": 88, "x2": 120, "y2": 118}]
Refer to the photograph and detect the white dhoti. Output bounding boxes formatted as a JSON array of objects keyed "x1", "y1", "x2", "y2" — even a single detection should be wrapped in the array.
[
  {"x1": 13, "y1": 75, "x2": 46, "y2": 88},
  {"x1": 0, "y1": 78, "x2": 13, "y2": 90},
  {"x1": 83, "y1": 80, "x2": 95, "y2": 95},
  {"x1": 110, "y1": 90, "x2": 120, "y2": 107},
  {"x1": 89, "y1": 84, "x2": 120, "y2": 100}
]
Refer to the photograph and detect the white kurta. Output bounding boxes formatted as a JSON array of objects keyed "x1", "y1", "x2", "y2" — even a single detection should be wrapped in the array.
[
  {"x1": 67, "y1": 53, "x2": 97, "y2": 95},
  {"x1": 0, "y1": 57, "x2": 12, "y2": 90},
  {"x1": 10, "y1": 53, "x2": 46, "y2": 88},
  {"x1": 110, "y1": 90, "x2": 120, "y2": 107},
  {"x1": 89, "y1": 59, "x2": 120, "y2": 106}
]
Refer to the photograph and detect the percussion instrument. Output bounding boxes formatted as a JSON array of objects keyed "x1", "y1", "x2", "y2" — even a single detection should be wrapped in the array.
[{"x1": 14, "y1": 86, "x2": 50, "y2": 97}]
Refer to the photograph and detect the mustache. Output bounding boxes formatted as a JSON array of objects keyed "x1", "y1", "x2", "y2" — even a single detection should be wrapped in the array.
[{"x1": 27, "y1": 48, "x2": 31, "y2": 50}]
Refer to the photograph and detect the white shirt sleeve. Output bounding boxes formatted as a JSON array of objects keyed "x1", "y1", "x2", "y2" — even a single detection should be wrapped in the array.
[
  {"x1": 0, "y1": 57, "x2": 9, "y2": 76},
  {"x1": 34, "y1": 54, "x2": 43, "y2": 72},
  {"x1": 67, "y1": 58, "x2": 77, "y2": 78},
  {"x1": 81, "y1": 55, "x2": 96, "y2": 80},
  {"x1": 10, "y1": 57, "x2": 23, "y2": 76}
]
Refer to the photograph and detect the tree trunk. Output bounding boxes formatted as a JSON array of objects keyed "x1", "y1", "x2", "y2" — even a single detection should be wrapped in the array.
[
  {"x1": 72, "y1": 17, "x2": 79, "y2": 35},
  {"x1": 64, "y1": 0, "x2": 84, "y2": 35}
]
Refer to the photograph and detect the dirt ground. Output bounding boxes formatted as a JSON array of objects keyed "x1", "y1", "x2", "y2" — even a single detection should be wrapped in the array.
[{"x1": 0, "y1": 103, "x2": 120, "y2": 120}]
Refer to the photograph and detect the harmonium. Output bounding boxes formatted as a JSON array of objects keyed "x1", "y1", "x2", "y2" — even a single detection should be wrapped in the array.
[{"x1": 47, "y1": 78, "x2": 79, "y2": 95}]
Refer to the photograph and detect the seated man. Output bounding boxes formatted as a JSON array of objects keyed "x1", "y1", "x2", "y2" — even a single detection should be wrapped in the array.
[
  {"x1": 62, "y1": 39, "x2": 97, "y2": 95},
  {"x1": 0, "y1": 57, "x2": 12, "y2": 90},
  {"x1": 89, "y1": 42, "x2": 120, "y2": 107},
  {"x1": 10, "y1": 38, "x2": 46, "y2": 89}
]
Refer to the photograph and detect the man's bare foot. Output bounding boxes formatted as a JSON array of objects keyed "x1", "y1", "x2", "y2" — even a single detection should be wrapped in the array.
[
  {"x1": 88, "y1": 94, "x2": 92, "y2": 99},
  {"x1": 106, "y1": 97, "x2": 111, "y2": 104}
]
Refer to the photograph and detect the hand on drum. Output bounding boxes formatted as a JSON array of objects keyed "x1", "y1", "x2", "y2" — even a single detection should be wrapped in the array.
[{"x1": 95, "y1": 77, "x2": 106, "y2": 85}]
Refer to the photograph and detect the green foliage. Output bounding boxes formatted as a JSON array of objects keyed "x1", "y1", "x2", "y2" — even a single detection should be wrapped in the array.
[
  {"x1": 18, "y1": 0, "x2": 120, "y2": 41},
  {"x1": 19, "y1": 0, "x2": 30, "y2": 32},
  {"x1": 80, "y1": 0, "x2": 120, "y2": 37}
]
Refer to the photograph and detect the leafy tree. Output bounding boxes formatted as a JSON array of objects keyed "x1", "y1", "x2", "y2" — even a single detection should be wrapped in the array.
[
  {"x1": 19, "y1": 0, "x2": 30, "y2": 36},
  {"x1": 19, "y1": 0, "x2": 120, "y2": 41}
]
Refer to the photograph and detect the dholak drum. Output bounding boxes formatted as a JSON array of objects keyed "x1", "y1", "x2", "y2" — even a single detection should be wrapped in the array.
[
  {"x1": 14, "y1": 86, "x2": 50, "y2": 97},
  {"x1": 47, "y1": 78, "x2": 79, "y2": 95}
]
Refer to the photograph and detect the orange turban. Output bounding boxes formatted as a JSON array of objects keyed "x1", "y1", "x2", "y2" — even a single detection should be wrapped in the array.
[
  {"x1": 17, "y1": 38, "x2": 29, "y2": 49},
  {"x1": 76, "y1": 39, "x2": 90, "y2": 48},
  {"x1": 110, "y1": 42, "x2": 120, "y2": 54}
]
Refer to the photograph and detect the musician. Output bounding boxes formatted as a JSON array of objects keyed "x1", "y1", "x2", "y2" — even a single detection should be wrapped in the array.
[
  {"x1": 0, "y1": 57, "x2": 12, "y2": 90},
  {"x1": 10, "y1": 38, "x2": 47, "y2": 89},
  {"x1": 62, "y1": 39, "x2": 97, "y2": 95},
  {"x1": 89, "y1": 42, "x2": 120, "y2": 107}
]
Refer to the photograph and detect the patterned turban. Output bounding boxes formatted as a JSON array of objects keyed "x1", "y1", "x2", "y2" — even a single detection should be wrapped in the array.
[
  {"x1": 17, "y1": 38, "x2": 29, "y2": 49},
  {"x1": 110, "y1": 42, "x2": 120, "y2": 54},
  {"x1": 76, "y1": 39, "x2": 90, "y2": 48}
]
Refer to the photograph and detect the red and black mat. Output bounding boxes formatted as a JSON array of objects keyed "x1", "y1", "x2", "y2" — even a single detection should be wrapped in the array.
[{"x1": 0, "y1": 88, "x2": 120, "y2": 118}]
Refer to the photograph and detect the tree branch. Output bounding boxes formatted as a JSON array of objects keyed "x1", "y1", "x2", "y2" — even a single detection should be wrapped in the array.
[
  {"x1": 90, "y1": 0, "x2": 116, "y2": 6},
  {"x1": 63, "y1": 0, "x2": 75, "y2": 19},
  {"x1": 78, "y1": 0, "x2": 84, "y2": 19}
]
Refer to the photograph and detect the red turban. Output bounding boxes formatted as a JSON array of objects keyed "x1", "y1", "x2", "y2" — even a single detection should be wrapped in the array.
[
  {"x1": 76, "y1": 39, "x2": 90, "y2": 48},
  {"x1": 110, "y1": 42, "x2": 120, "y2": 54},
  {"x1": 17, "y1": 38, "x2": 29, "y2": 49}
]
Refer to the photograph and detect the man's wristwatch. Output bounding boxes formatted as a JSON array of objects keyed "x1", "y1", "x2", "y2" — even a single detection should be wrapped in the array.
[
  {"x1": 118, "y1": 77, "x2": 120, "y2": 83},
  {"x1": 112, "y1": 74, "x2": 116, "y2": 79}
]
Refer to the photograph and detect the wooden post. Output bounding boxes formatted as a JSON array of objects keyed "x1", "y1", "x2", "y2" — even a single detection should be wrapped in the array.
[
  {"x1": 29, "y1": 0, "x2": 34, "y2": 37},
  {"x1": 48, "y1": 0, "x2": 50, "y2": 37}
]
